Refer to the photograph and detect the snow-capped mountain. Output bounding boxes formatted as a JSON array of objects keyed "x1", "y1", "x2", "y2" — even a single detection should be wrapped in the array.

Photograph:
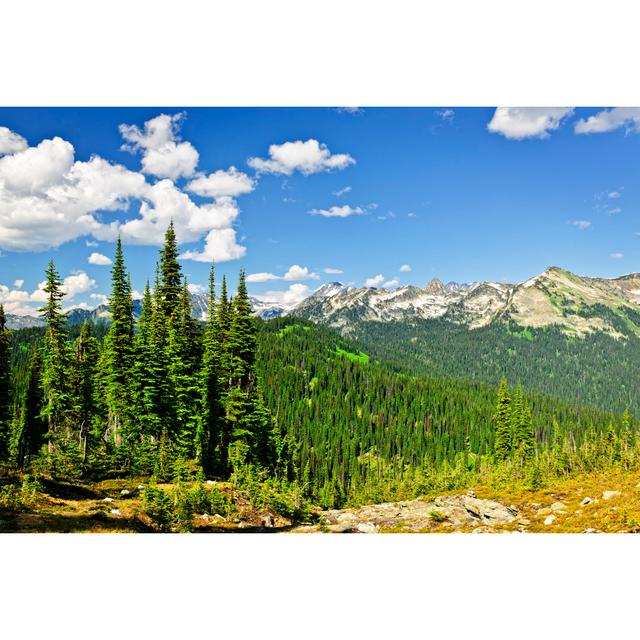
[
  {"x1": 7, "y1": 267, "x2": 640, "y2": 338},
  {"x1": 289, "y1": 267, "x2": 640, "y2": 338}
]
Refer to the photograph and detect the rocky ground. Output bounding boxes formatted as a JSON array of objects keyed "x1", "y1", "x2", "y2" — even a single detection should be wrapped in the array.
[{"x1": 2, "y1": 470, "x2": 640, "y2": 533}]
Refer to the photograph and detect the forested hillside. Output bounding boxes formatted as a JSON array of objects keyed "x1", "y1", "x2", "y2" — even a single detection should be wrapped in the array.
[
  {"x1": 256, "y1": 318, "x2": 635, "y2": 506},
  {"x1": 343, "y1": 318, "x2": 640, "y2": 414}
]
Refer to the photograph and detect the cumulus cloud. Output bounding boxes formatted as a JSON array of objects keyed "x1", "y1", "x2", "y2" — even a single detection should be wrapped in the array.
[
  {"x1": 610, "y1": 252, "x2": 624, "y2": 259},
  {"x1": 187, "y1": 166, "x2": 256, "y2": 198},
  {"x1": 0, "y1": 126, "x2": 28, "y2": 156},
  {"x1": 247, "y1": 272, "x2": 280, "y2": 283},
  {"x1": 399, "y1": 264, "x2": 412, "y2": 272},
  {"x1": 1, "y1": 270, "x2": 96, "y2": 315},
  {"x1": 323, "y1": 267, "x2": 343, "y2": 274},
  {"x1": 309, "y1": 205, "x2": 364, "y2": 218},
  {"x1": 254, "y1": 283, "x2": 312, "y2": 307},
  {"x1": 575, "y1": 108, "x2": 640, "y2": 135},
  {"x1": 284, "y1": 264, "x2": 319, "y2": 281},
  {"x1": 0, "y1": 118, "x2": 251, "y2": 262},
  {"x1": 384, "y1": 278, "x2": 400, "y2": 288},
  {"x1": 13, "y1": 279, "x2": 24, "y2": 288},
  {"x1": 90, "y1": 293, "x2": 109, "y2": 305},
  {"x1": 247, "y1": 265, "x2": 319, "y2": 283},
  {"x1": 365, "y1": 274, "x2": 385, "y2": 287},
  {"x1": 248, "y1": 139, "x2": 355, "y2": 176},
  {"x1": 88, "y1": 252, "x2": 112, "y2": 265},
  {"x1": 487, "y1": 107, "x2": 574, "y2": 140},
  {"x1": 119, "y1": 113, "x2": 199, "y2": 180},
  {"x1": 568, "y1": 220, "x2": 592, "y2": 230},
  {"x1": 179, "y1": 227, "x2": 246, "y2": 263}
]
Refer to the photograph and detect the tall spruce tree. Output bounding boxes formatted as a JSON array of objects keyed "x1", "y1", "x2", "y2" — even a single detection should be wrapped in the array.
[
  {"x1": 71, "y1": 321, "x2": 100, "y2": 468},
  {"x1": 103, "y1": 237, "x2": 134, "y2": 444},
  {"x1": 0, "y1": 304, "x2": 12, "y2": 460},
  {"x1": 16, "y1": 347, "x2": 47, "y2": 468},
  {"x1": 493, "y1": 377, "x2": 512, "y2": 462},
  {"x1": 38, "y1": 259, "x2": 71, "y2": 452},
  {"x1": 158, "y1": 220, "x2": 182, "y2": 319},
  {"x1": 198, "y1": 264, "x2": 223, "y2": 472}
]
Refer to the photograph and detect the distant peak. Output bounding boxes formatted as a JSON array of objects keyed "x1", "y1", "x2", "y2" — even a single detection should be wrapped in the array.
[{"x1": 423, "y1": 278, "x2": 446, "y2": 294}]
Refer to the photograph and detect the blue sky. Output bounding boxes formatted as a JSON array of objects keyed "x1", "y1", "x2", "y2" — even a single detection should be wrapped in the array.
[{"x1": 0, "y1": 106, "x2": 639, "y2": 315}]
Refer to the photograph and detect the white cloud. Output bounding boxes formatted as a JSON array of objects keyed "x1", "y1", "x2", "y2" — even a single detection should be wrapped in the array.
[
  {"x1": 90, "y1": 293, "x2": 108, "y2": 305},
  {"x1": 407, "y1": 212, "x2": 417, "y2": 218},
  {"x1": 284, "y1": 264, "x2": 319, "y2": 281},
  {"x1": 575, "y1": 108, "x2": 640, "y2": 135},
  {"x1": 610, "y1": 252, "x2": 624, "y2": 259},
  {"x1": 365, "y1": 274, "x2": 385, "y2": 287},
  {"x1": 323, "y1": 267, "x2": 343, "y2": 274},
  {"x1": 88, "y1": 252, "x2": 112, "y2": 265},
  {"x1": 187, "y1": 166, "x2": 256, "y2": 198},
  {"x1": 0, "y1": 127, "x2": 28, "y2": 156},
  {"x1": 2, "y1": 269, "x2": 96, "y2": 315},
  {"x1": 248, "y1": 139, "x2": 355, "y2": 176},
  {"x1": 119, "y1": 113, "x2": 199, "y2": 180},
  {"x1": 487, "y1": 107, "x2": 574, "y2": 140},
  {"x1": 179, "y1": 227, "x2": 246, "y2": 263},
  {"x1": 309, "y1": 205, "x2": 364, "y2": 218},
  {"x1": 335, "y1": 107, "x2": 364, "y2": 115},
  {"x1": 399, "y1": 264, "x2": 412, "y2": 272},
  {"x1": 187, "y1": 282, "x2": 206, "y2": 294},
  {"x1": 13, "y1": 279, "x2": 24, "y2": 288},
  {"x1": 247, "y1": 272, "x2": 280, "y2": 283},
  {"x1": 608, "y1": 207, "x2": 622, "y2": 215},
  {"x1": 0, "y1": 117, "x2": 249, "y2": 264},
  {"x1": 333, "y1": 186, "x2": 352, "y2": 197},
  {"x1": 609, "y1": 191, "x2": 621, "y2": 199},
  {"x1": 384, "y1": 278, "x2": 400, "y2": 288},
  {"x1": 255, "y1": 283, "x2": 311, "y2": 307},
  {"x1": 568, "y1": 220, "x2": 592, "y2": 230}
]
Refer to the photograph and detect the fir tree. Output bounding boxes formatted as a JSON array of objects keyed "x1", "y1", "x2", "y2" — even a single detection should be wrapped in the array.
[
  {"x1": 0, "y1": 305, "x2": 12, "y2": 460},
  {"x1": 158, "y1": 220, "x2": 182, "y2": 319},
  {"x1": 493, "y1": 377, "x2": 512, "y2": 462},
  {"x1": 71, "y1": 321, "x2": 100, "y2": 468},
  {"x1": 16, "y1": 347, "x2": 47, "y2": 468},
  {"x1": 103, "y1": 237, "x2": 134, "y2": 444},
  {"x1": 38, "y1": 259, "x2": 71, "y2": 452},
  {"x1": 198, "y1": 264, "x2": 223, "y2": 472}
]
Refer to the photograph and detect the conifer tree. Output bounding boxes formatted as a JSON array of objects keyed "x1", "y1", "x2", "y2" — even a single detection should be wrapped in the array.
[
  {"x1": 0, "y1": 305, "x2": 12, "y2": 460},
  {"x1": 517, "y1": 400, "x2": 535, "y2": 460},
  {"x1": 198, "y1": 264, "x2": 223, "y2": 472},
  {"x1": 158, "y1": 220, "x2": 182, "y2": 319},
  {"x1": 71, "y1": 321, "x2": 100, "y2": 467},
  {"x1": 103, "y1": 237, "x2": 134, "y2": 444},
  {"x1": 16, "y1": 347, "x2": 47, "y2": 468},
  {"x1": 228, "y1": 270, "x2": 256, "y2": 387},
  {"x1": 493, "y1": 377, "x2": 512, "y2": 462},
  {"x1": 38, "y1": 259, "x2": 71, "y2": 451}
]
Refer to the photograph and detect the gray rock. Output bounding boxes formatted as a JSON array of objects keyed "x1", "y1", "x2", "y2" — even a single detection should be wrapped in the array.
[
  {"x1": 103, "y1": 497, "x2": 114, "y2": 503},
  {"x1": 120, "y1": 489, "x2": 131, "y2": 496},
  {"x1": 110, "y1": 509, "x2": 121, "y2": 516},
  {"x1": 262, "y1": 514, "x2": 275, "y2": 528},
  {"x1": 544, "y1": 515, "x2": 556, "y2": 525},
  {"x1": 602, "y1": 490, "x2": 621, "y2": 500},
  {"x1": 356, "y1": 522, "x2": 378, "y2": 533},
  {"x1": 580, "y1": 497, "x2": 593, "y2": 506},
  {"x1": 550, "y1": 501, "x2": 566, "y2": 512}
]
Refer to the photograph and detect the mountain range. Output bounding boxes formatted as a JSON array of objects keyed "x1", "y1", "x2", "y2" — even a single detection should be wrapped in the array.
[{"x1": 6, "y1": 266, "x2": 640, "y2": 339}]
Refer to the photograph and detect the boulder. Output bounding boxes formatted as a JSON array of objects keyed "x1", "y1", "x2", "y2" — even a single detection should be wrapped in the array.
[
  {"x1": 602, "y1": 490, "x2": 621, "y2": 500},
  {"x1": 580, "y1": 497, "x2": 593, "y2": 506},
  {"x1": 110, "y1": 509, "x2": 121, "y2": 516},
  {"x1": 544, "y1": 515, "x2": 556, "y2": 525},
  {"x1": 356, "y1": 522, "x2": 378, "y2": 533},
  {"x1": 103, "y1": 497, "x2": 114, "y2": 503},
  {"x1": 120, "y1": 489, "x2": 131, "y2": 496},
  {"x1": 550, "y1": 501, "x2": 566, "y2": 512}
]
